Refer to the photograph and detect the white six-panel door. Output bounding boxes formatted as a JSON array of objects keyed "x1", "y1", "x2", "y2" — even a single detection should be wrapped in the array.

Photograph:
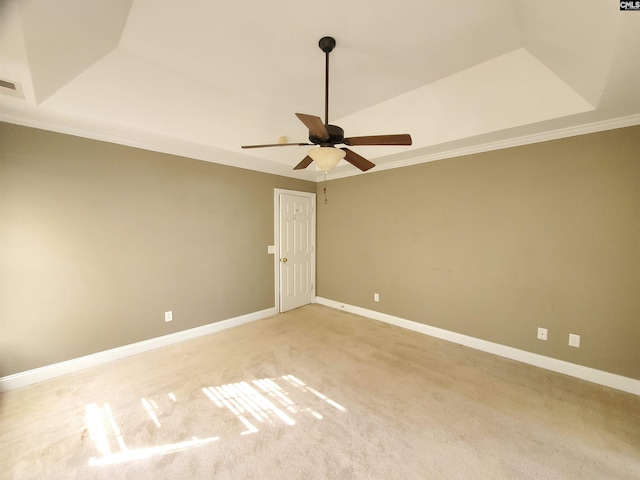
[{"x1": 278, "y1": 192, "x2": 315, "y2": 312}]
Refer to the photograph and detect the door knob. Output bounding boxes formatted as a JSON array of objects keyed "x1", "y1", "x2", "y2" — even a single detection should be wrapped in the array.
[{"x1": 281, "y1": 258, "x2": 288, "y2": 263}]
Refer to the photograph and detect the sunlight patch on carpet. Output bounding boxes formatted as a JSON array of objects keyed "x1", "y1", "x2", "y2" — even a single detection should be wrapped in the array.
[
  {"x1": 85, "y1": 402, "x2": 219, "y2": 466},
  {"x1": 85, "y1": 374, "x2": 345, "y2": 466}
]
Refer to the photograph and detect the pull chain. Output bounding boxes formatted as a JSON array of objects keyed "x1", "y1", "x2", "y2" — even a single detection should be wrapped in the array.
[{"x1": 323, "y1": 171, "x2": 328, "y2": 204}]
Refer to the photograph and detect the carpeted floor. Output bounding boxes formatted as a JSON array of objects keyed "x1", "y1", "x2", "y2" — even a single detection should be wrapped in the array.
[{"x1": 1, "y1": 304, "x2": 639, "y2": 479}]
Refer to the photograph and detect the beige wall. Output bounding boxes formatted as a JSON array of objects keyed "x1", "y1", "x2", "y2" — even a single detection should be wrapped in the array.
[
  {"x1": 317, "y1": 125, "x2": 640, "y2": 380},
  {"x1": 0, "y1": 122, "x2": 314, "y2": 376},
  {"x1": 2, "y1": 121, "x2": 639, "y2": 381}
]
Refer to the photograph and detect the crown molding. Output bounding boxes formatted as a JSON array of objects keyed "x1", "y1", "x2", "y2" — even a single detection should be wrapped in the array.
[
  {"x1": 319, "y1": 113, "x2": 640, "y2": 182},
  {"x1": 0, "y1": 110, "x2": 316, "y2": 181},
  {"x1": 2, "y1": 109, "x2": 639, "y2": 184}
]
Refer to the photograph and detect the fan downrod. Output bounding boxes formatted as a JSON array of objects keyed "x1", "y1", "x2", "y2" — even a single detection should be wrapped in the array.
[
  {"x1": 319, "y1": 36, "x2": 336, "y2": 53},
  {"x1": 240, "y1": 34, "x2": 412, "y2": 173}
]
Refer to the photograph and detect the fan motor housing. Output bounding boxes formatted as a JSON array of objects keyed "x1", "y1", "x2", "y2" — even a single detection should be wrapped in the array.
[{"x1": 310, "y1": 124, "x2": 344, "y2": 145}]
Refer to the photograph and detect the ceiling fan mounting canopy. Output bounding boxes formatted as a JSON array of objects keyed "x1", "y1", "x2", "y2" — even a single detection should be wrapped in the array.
[
  {"x1": 241, "y1": 36, "x2": 412, "y2": 172},
  {"x1": 318, "y1": 36, "x2": 336, "y2": 54}
]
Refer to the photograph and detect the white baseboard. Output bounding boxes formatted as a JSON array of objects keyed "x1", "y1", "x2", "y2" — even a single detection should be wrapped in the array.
[
  {"x1": 315, "y1": 297, "x2": 640, "y2": 396},
  {"x1": 0, "y1": 307, "x2": 277, "y2": 392}
]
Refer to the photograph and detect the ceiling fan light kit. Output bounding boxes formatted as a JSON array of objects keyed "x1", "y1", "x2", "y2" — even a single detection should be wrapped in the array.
[
  {"x1": 241, "y1": 36, "x2": 412, "y2": 173},
  {"x1": 308, "y1": 147, "x2": 346, "y2": 172}
]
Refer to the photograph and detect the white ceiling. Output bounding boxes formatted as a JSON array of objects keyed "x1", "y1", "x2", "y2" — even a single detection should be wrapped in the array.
[{"x1": 1, "y1": 0, "x2": 639, "y2": 181}]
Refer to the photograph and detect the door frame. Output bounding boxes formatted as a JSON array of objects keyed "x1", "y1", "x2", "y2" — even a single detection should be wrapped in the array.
[{"x1": 273, "y1": 189, "x2": 317, "y2": 313}]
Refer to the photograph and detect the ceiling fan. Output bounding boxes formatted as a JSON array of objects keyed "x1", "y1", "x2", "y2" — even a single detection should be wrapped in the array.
[{"x1": 241, "y1": 36, "x2": 412, "y2": 173}]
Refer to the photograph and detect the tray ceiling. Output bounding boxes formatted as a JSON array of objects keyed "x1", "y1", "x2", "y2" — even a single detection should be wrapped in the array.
[{"x1": 1, "y1": 0, "x2": 639, "y2": 181}]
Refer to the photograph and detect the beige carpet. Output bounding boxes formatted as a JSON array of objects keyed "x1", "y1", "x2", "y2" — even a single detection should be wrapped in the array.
[{"x1": 1, "y1": 304, "x2": 639, "y2": 479}]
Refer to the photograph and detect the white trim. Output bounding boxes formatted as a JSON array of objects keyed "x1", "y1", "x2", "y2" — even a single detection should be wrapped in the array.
[
  {"x1": 273, "y1": 189, "x2": 317, "y2": 313},
  {"x1": 3, "y1": 109, "x2": 639, "y2": 185},
  {"x1": 320, "y1": 113, "x2": 640, "y2": 181},
  {"x1": 0, "y1": 307, "x2": 276, "y2": 392},
  {"x1": 274, "y1": 189, "x2": 281, "y2": 313},
  {"x1": 315, "y1": 297, "x2": 640, "y2": 396},
  {"x1": 0, "y1": 112, "x2": 318, "y2": 182}
]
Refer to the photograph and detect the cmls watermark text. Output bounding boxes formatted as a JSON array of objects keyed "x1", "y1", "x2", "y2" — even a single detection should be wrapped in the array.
[{"x1": 620, "y1": 1, "x2": 640, "y2": 10}]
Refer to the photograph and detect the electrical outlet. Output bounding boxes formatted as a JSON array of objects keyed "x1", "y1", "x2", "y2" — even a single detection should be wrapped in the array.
[
  {"x1": 165, "y1": 311, "x2": 173, "y2": 322},
  {"x1": 537, "y1": 327, "x2": 548, "y2": 341},
  {"x1": 569, "y1": 333, "x2": 580, "y2": 348},
  {"x1": 374, "y1": 293, "x2": 379, "y2": 302}
]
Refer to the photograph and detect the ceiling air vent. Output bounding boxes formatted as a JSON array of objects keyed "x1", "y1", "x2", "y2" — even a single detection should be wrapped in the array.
[{"x1": 0, "y1": 79, "x2": 25, "y2": 99}]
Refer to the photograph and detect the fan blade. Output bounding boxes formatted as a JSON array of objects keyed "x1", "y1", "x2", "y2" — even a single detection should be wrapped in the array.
[
  {"x1": 242, "y1": 142, "x2": 310, "y2": 149},
  {"x1": 343, "y1": 134, "x2": 412, "y2": 146},
  {"x1": 293, "y1": 155, "x2": 314, "y2": 170},
  {"x1": 295, "y1": 113, "x2": 330, "y2": 140},
  {"x1": 341, "y1": 148, "x2": 375, "y2": 172}
]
